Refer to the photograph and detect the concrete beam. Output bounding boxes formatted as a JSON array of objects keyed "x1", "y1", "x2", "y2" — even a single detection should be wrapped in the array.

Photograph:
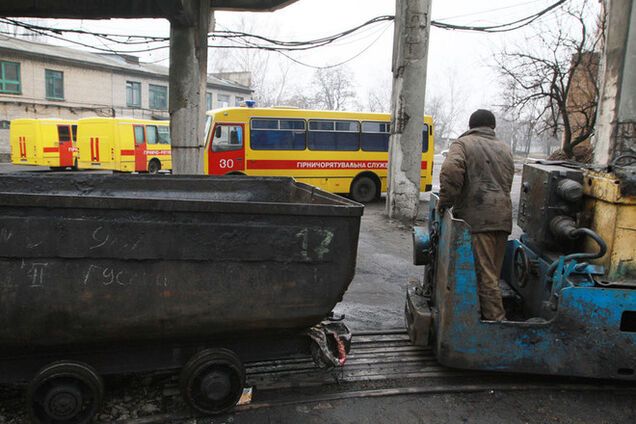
[
  {"x1": 0, "y1": 0, "x2": 297, "y2": 19},
  {"x1": 593, "y1": 0, "x2": 636, "y2": 165},
  {"x1": 169, "y1": 0, "x2": 210, "y2": 174},
  {"x1": 386, "y1": 0, "x2": 432, "y2": 222}
]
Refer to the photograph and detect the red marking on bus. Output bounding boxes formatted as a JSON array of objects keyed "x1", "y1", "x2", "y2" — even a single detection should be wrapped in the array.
[
  {"x1": 19, "y1": 136, "x2": 26, "y2": 158},
  {"x1": 90, "y1": 137, "x2": 100, "y2": 162},
  {"x1": 43, "y1": 147, "x2": 59, "y2": 153},
  {"x1": 120, "y1": 149, "x2": 135, "y2": 156}
]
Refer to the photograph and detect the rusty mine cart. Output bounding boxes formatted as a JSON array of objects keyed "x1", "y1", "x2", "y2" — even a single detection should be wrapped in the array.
[{"x1": 0, "y1": 174, "x2": 362, "y2": 424}]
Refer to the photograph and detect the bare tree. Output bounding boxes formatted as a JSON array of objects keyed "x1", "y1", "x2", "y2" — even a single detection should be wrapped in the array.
[
  {"x1": 209, "y1": 16, "x2": 293, "y2": 107},
  {"x1": 495, "y1": 0, "x2": 603, "y2": 158},
  {"x1": 425, "y1": 69, "x2": 464, "y2": 149},
  {"x1": 312, "y1": 67, "x2": 356, "y2": 111},
  {"x1": 363, "y1": 76, "x2": 392, "y2": 112},
  {"x1": 282, "y1": 84, "x2": 318, "y2": 109}
]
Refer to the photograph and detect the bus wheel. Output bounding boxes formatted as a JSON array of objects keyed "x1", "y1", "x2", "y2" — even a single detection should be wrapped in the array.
[
  {"x1": 148, "y1": 159, "x2": 161, "y2": 174},
  {"x1": 350, "y1": 176, "x2": 377, "y2": 203}
]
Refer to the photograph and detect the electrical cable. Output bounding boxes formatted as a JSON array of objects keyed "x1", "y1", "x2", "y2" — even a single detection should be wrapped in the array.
[
  {"x1": 273, "y1": 23, "x2": 393, "y2": 70},
  {"x1": 0, "y1": 0, "x2": 569, "y2": 67},
  {"x1": 437, "y1": 0, "x2": 548, "y2": 21},
  {"x1": 431, "y1": 0, "x2": 567, "y2": 32}
]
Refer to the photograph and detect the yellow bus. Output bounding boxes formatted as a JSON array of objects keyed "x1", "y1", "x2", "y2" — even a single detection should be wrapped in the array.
[
  {"x1": 76, "y1": 117, "x2": 171, "y2": 173},
  {"x1": 203, "y1": 107, "x2": 434, "y2": 202},
  {"x1": 10, "y1": 119, "x2": 77, "y2": 169}
]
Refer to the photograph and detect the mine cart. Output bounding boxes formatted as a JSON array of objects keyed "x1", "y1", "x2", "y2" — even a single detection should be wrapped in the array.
[{"x1": 0, "y1": 174, "x2": 362, "y2": 423}]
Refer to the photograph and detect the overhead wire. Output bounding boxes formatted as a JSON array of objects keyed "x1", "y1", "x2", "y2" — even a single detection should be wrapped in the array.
[
  {"x1": 431, "y1": 0, "x2": 567, "y2": 32},
  {"x1": 437, "y1": 0, "x2": 549, "y2": 21},
  {"x1": 0, "y1": 0, "x2": 569, "y2": 67}
]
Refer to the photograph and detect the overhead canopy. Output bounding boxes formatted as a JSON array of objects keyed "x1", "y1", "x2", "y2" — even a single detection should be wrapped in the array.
[{"x1": 0, "y1": 0, "x2": 298, "y2": 19}]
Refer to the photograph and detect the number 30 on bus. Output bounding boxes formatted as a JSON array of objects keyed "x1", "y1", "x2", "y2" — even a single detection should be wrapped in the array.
[{"x1": 203, "y1": 107, "x2": 434, "y2": 203}]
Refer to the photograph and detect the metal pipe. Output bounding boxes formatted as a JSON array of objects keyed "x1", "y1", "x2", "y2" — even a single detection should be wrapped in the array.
[{"x1": 546, "y1": 227, "x2": 608, "y2": 279}]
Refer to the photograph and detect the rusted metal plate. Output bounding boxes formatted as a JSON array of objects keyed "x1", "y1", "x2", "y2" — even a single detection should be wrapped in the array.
[{"x1": 0, "y1": 174, "x2": 362, "y2": 358}]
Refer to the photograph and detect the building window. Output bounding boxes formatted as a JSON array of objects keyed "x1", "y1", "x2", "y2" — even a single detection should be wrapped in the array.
[
  {"x1": 206, "y1": 92, "x2": 213, "y2": 110},
  {"x1": 217, "y1": 94, "x2": 230, "y2": 108},
  {"x1": 126, "y1": 81, "x2": 141, "y2": 107},
  {"x1": 0, "y1": 61, "x2": 21, "y2": 94},
  {"x1": 45, "y1": 69, "x2": 64, "y2": 100},
  {"x1": 0, "y1": 120, "x2": 10, "y2": 129},
  {"x1": 149, "y1": 84, "x2": 167, "y2": 110},
  {"x1": 235, "y1": 96, "x2": 244, "y2": 107}
]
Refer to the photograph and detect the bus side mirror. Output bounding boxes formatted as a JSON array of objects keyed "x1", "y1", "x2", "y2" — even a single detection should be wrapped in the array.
[{"x1": 214, "y1": 126, "x2": 222, "y2": 139}]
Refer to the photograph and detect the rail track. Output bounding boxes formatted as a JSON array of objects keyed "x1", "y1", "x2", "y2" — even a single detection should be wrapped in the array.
[{"x1": 124, "y1": 329, "x2": 636, "y2": 423}]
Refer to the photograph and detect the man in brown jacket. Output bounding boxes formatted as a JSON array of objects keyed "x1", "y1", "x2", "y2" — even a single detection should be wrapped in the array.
[{"x1": 438, "y1": 109, "x2": 514, "y2": 321}]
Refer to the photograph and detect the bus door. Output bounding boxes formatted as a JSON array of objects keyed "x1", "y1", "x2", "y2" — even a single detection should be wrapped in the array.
[
  {"x1": 133, "y1": 124, "x2": 147, "y2": 172},
  {"x1": 208, "y1": 123, "x2": 245, "y2": 174},
  {"x1": 57, "y1": 125, "x2": 74, "y2": 167}
]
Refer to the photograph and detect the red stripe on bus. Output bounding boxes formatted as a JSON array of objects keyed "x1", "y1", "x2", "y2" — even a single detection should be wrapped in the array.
[
  {"x1": 43, "y1": 147, "x2": 58, "y2": 153},
  {"x1": 121, "y1": 150, "x2": 135, "y2": 156},
  {"x1": 247, "y1": 160, "x2": 427, "y2": 170}
]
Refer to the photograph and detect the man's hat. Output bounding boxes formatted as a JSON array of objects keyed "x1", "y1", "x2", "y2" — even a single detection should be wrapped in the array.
[{"x1": 469, "y1": 109, "x2": 496, "y2": 129}]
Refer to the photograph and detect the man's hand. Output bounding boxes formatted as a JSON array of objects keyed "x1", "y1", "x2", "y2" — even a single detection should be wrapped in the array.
[{"x1": 435, "y1": 202, "x2": 447, "y2": 217}]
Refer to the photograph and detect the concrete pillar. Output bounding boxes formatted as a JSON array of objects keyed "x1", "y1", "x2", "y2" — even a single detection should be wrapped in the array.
[
  {"x1": 387, "y1": 0, "x2": 432, "y2": 222},
  {"x1": 169, "y1": 0, "x2": 211, "y2": 174},
  {"x1": 593, "y1": 0, "x2": 636, "y2": 166}
]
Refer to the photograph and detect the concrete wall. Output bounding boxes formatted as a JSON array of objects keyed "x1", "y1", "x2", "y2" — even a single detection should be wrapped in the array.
[{"x1": 0, "y1": 53, "x2": 250, "y2": 155}]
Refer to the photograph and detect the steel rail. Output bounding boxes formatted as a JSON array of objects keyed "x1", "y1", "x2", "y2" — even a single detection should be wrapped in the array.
[{"x1": 124, "y1": 382, "x2": 636, "y2": 424}]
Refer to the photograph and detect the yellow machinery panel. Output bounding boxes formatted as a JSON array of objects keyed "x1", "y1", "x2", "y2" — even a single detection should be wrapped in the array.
[{"x1": 583, "y1": 170, "x2": 636, "y2": 281}]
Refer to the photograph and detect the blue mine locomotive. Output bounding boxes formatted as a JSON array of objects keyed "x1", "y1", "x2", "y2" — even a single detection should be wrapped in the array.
[{"x1": 406, "y1": 162, "x2": 635, "y2": 380}]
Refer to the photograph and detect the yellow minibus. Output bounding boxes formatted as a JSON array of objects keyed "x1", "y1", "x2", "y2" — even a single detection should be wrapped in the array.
[
  {"x1": 76, "y1": 117, "x2": 171, "y2": 173},
  {"x1": 203, "y1": 107, "x2": 434, "y2": 202},
  {"x1": 10, "y1": 119, "x2": 77, "y2": 169}
]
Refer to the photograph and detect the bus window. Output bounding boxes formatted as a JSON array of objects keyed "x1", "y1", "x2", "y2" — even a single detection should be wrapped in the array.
[
  {"x1": 157, "y1": 126, "x2": 171, "y2": 144},
  {"x1": 422, "y1": 124, "x2": 429, "y2": 152},
  {"x1": 57, "y1": 125, "x2": 71, "y2": 143},
  {"x1": 134, "y1": 125, "x2": 145, "y2": 145},
  {"x1": 212, "y1": 125, "x2": 243, "y2": 152},
  {"x1": 146, "y1": 126, "x2": 158, "y2": 144},
  {"x1": 204, "y1": 116, "x2": 211, "y2": 142},
  {"x1": 308, "y1": 120, "x2": 359, "y2": 151},
  {"x1": 250, "y1": 118, "x2": 305, "y2": 150},
  {"x1": 361, "y1": 121, "x2": 390, "y2": 152},
  {"x1": 71, "y1": 125, "x2": 77, "y2": 142}
]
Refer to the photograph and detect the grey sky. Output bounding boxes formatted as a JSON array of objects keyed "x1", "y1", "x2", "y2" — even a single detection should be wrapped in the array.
[{"x1": 21, "y1": 0, "x2": 592, "y2": 136}]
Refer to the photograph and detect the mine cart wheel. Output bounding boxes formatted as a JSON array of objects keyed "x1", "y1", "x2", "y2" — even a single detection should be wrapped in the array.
[
  {"x1": 180, "y1": 348, "x2": 246, "y2": 415},
  {"x1": 27, "y1": 361, "x2": 104, "y2": 424},
  {"x1": 350, "y1": 175, "x2": 377, "y2": 203}
]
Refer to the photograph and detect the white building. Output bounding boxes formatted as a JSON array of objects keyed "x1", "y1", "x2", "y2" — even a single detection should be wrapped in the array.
[{"x1": 0, "y1": 36, "x2": 252, "y2": 157}]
